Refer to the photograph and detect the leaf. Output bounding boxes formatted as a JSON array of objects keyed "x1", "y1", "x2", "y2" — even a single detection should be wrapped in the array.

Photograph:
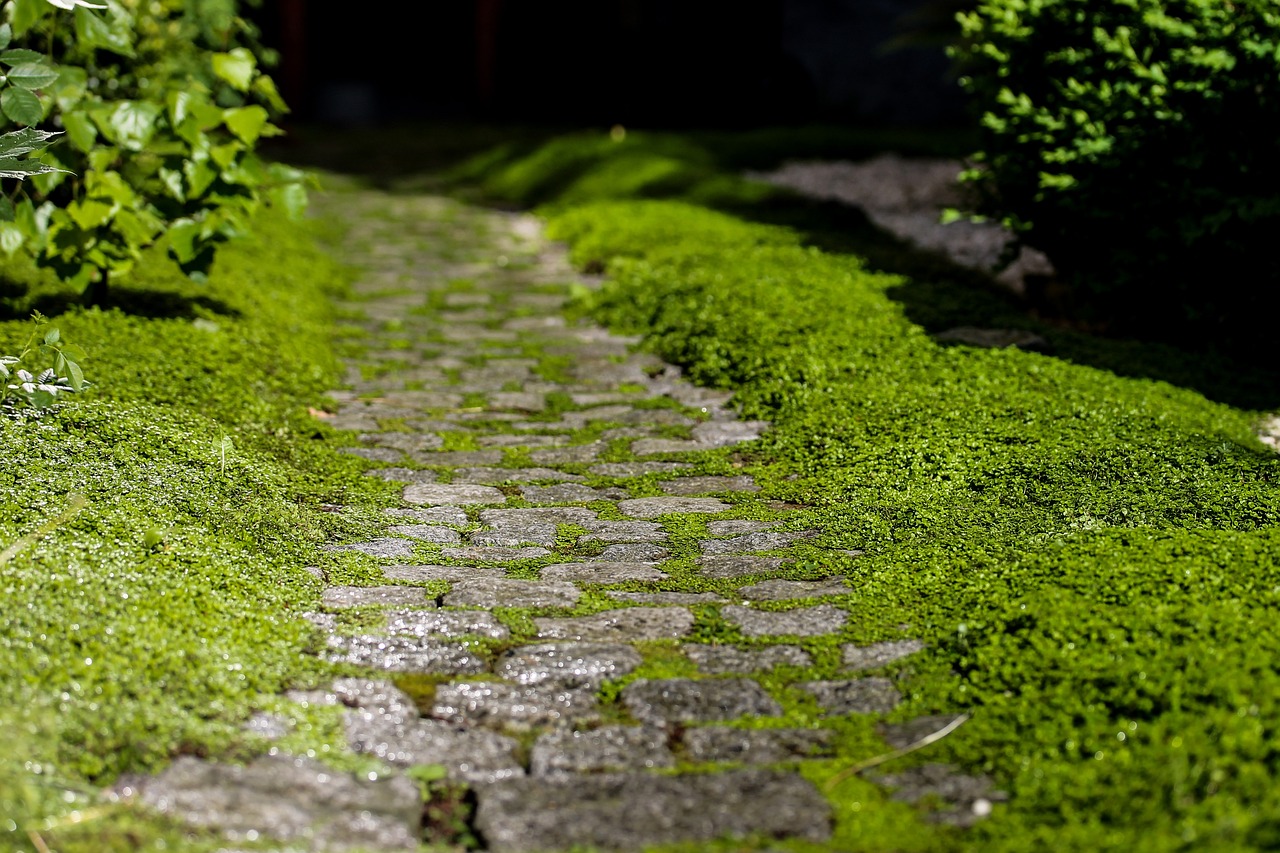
[
  {"x1": 166, "y1": 218, "x2": 201, "y2": 263},
  {"x1": 270, "y1": 182, "x2": 308, "y2": 221},
  {"x1": 61, "y1": 111, "x2": 97, "y2": 152},
  {"x1": 1, "y1": 87, "x2": 44, "y2": 125},
  {"x1": 66, "y1": 198, "x2": 115, "y2": 229},
  {"x1": 211, "y1": 48, "x2": 256, "y2": 91},
  {"x1": 66, "y1": 359, "x2": 84, "y2": 392},
  {"x1": 0, "y1": 23, "x2": 11, "y2": 51},
  {"x1": 8, "y1": 0, "x2": 52, "y2": 37},
  {"x1": 0, "y1": 49, "x2": 46, "y2": 66},
  {"x1": 252, "y1": 74, "x2": 288, "y2": 113},
  {"x1": 0, "y1": 156, "x2": 65, "y2": 179},
  {"x1": 98, "y1": 100, "x2": 161, "y2": 151},
  {"x1": 222, "y1": 105, "x2": 269, "y2": 145},
  {"x1": 183, "y1": 159, "x2": 218, "y2": 198},
  {"x1": 0, "y1": 127, "x2": 61, "y2": 157},
  {"x1": 209, "y1": 140, "x2": 242, "y2": 170},
  {"x1": 43, "y1": 328, "x2": 60, "y2": 345},
  {"x1": 74, "y1": 5, "x2": 133, "y2": 57},
  {"x1": 0, "y1": 196, "x2": 13, "y2": 222},
  {"x1": 6, "y1": 61, "x2": 59, "y2": 90},
  {"x1": 0, "y1": 222, "x2": 25, "y2": 254}
]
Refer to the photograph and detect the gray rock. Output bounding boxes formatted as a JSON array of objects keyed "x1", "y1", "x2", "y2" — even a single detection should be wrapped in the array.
[
  {"x1": 519, "y1": 483, "x2": 611, "y2": 503},
  {"x1": 481, "y1": 507, "x2": 599, "y2": 526},
  {"x1": 410, "y1": 450, "x2": 505, "y2": 465},
  {"x1": 683, "y1": 727, "x2": 834, "y2": 763},
  {"x1": 384, "y1": 609, "x2": 509, "y2": 639},
  {"x1": 404, "y1": 483, "x2": 506, "y2": 506},
  {"x1": 621, "y1": 678, "x2": 782, "y2": 725},
  {"x1": 452, "y1": 467, "x2": 584, "y2": 484},
  {"x1": 381, "y1": 564, "x2": 505, "y2": 583},
  {"x1": 868, "y1": 763, "x2": 1007, "y2": 827},
  {"x1": 707, "y1": 520, "x2": 777, "y2": 536},
  {"x1": 541, "y1": 562, "x2": 668, "y2": 583},
  {"x1": 383, "y1": 506, "x2": 468, "y2": 526},
  {"x1": 618, "y1": 497, "x2": 729, "y2": 518},
  {"x1": 364, "y1": 467, "x2": 439, "y2": 484},
  {"x1": 473, "y1": 769, "x2": 831, "y2": 852},
  {"x1": 487, "y1": 391, "x2": 546, "y2": 411},
  {"x1": 683, "y1": 644, "x2": 812, "y2": 674},
  {"x1": 325, "y1": 635, "x2": 487, "y2": 674},
  {"x1": 477, "y1": 434, "x2": 565, "y2": 447},
  {"x1": 440, "y1": 546, "x2": 552, "y2": 562},
  {"x1": 242, "y1": 712, "x2": 291, "y2": 740},
  {"x1": 385, "y1": 524, "x2": 463, "y2": 544},
  {"x1": 697, "y1": 555, "x2": 785, "y2": 579},
  {"x1": 738, "y1": 577, "x2": 850, "y2": 601},
  {"x1": 321, "y1": 586, "x2": 436, "y2": 608},
  {"x1": 536, "y1": 607, "x2": 694, "y2": 642},
  {"x1": 722, "y1": 604, "x2": 848, "y2": 637},
  {"x1": 802, "y1": 678, "x2": 901, "y2": 715},
  {"x1": 431, "y1": 681, "x2": 598, "y2": 730},
  {"x1": 338, "y1": 446, "x2": 404, "y2": 463},
  {"x1": 130, "y1": 754, "x2": 421, "y2": 851},
  {"x1": 843, "y1": 639, "x2": 927, "y2": 671},
  {"x1": 529, "y1": 444, "x2": 605, "y2": 464},
  {"x1": 589, "y1": 462, "x2": 693, "y2": 477},
  {"x1": 360, "y1": 432, "x2": 445, "y2": 453},
  {"x1": 469, "y1": 521, "x2": 558, "y2": 548},
  {"x1": 579, "y1": 520, "x2": 667, "y2": 543},
  {"x1": 594, "y1": 543, "x2": 671, "y2": 563},
  {"x1": 608, "y1": 591, "x2": 729, "y2": 605},
  {"x1": 701, "y1": 531, "x2": 815, "y2": 555},
  {"x1": 445, "y1": 578, "x2": 581, "y2": 609},
  {"x1": 530, "y1": 726, "x2": 675, "y2": 776},
  {"x1": 690, "y1": 421, "x2": 769, "y2": 447},
  {"x1": 661, "y1": 475, "x2": 760, "y2": 496},
  {"x1": 325, "y1": 538, "x2": 416, "y2": 559},
  {"x1": 631, "y1": 438, "x2": 700, "y2": 455},
  {"x1": 495, "y1": 642, "x2": 642, "y2": 688}
]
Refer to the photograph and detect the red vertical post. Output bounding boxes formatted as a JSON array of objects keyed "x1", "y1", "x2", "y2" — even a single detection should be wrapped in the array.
[{"x1": 476, "y1": 0, "x2": 501, "y2": 106}]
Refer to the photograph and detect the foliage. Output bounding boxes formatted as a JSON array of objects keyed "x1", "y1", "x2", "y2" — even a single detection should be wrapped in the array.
[
  {"x1": 0, "y1": 0, "x2": 305, "y2": 297},
  {"x1": 949, "y1": 0, "x2": 1280, "y2": 334},
  {"x1": 0, "y1": 314, "x2": 87, "y2": 410}
]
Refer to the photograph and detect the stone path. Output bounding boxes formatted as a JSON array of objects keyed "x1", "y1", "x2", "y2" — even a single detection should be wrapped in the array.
[{"x1": 126, "y1": 189, "x2": 994, "y2": 850}]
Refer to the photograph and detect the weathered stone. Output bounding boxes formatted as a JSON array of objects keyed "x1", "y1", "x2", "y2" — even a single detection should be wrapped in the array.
[
  {"x1": 621, "y1": 678, "x2": 782, "y2": 725},
  {"x1": 469, "y1": 522, "x2": 558, "y2": 548},
  {"x1": 477, "y1": 433, "x2": 564, "y2": 447},
  {"x1": 530, "y1": 726, "x2": 675, "y2": 776},
  {"x1": 843, "y1": 639, "x2": 927, "y2": 671},
  {"x1": 541, "y1": 561, "x2": 662, "y2": 584},
  {"x1": 802, "y1": 678, "x2": 901, "y2": 715},
  {"x1": 364, "y1": 467, "x2": 438, "y2": 483},
  {"x1": 631, "y1": 438, "x2": 700, "y2": 455},
  {"x1": 381, "y1": 564, "x2": 505, "y2": 583},
  {"x1": 723, "y1": 604, "x2": 848, "y2": 637},
  {"x1": 618, "y1": 497, "x2": 729, "y2": 518},
  {"x1": 527, "y1": 444, "x2": 606, "y2": 464},
  {"x1": 868, "y1": 763, "x2": 1007, "y2": 827},
  {"x1": 701, "y1": 531, "x2": 815, "y2": 555},
  {"x1": 660, "y1": 475, "x2": 760, "y2": 496},
  {"x1": 738, "y1": 577, "x2": 850, "y2": 601},
  {"x1": 588, "y1": 462, "x2": 693, "y2": 477},
  {"x1": 683, "y1": 644, "x2": 812, "y2": 674},
  {"x1": 409, "y1": 450, "x2": 505, "y2": 465},
  {"x1": 383, "y1": 506, "x2": 467, "y2": 526},
  {"x1": 440, "y1": 546, "x2": 552, "y2": 562},
  {"x1": 431, "y1": 681, "x2": 598, "y2": 729},
  {"x1": 559, "y1": 404, "x2": 633, "y2": 425},
  {"x1": 403, "y1": 483, "x2": 506, "y2": 505},
  {"x1": 519, "y1": 483, "x2": 612, "y2": 503},
  {"x1": 579, "y1": 520, "x2": 667, "y2": 543},
  {"x1": 321, "y1": 586, "x2": 436, "y2": 609},
  {"x1": 536, "y1": 607, "x2": 694, "y2": 641},
  {"x1": 696, "y1": 555, "x2": 785, "y2": 579},
  {"x1": 691, "y1": 420, "x2": 769, "y2": 447},
  {"x1": 480, "y1": 507, "x2": 599, "y2": 526},
  {"x1": 360, "y1": 432, "x2": 445, "y2": 452},
  {"x1": 452, "y1": 467, "x2": 584, "y2": 484},
  {"x1": 608, "y1": 591, "x2": 728, "y2": 605},
  {"x1": 473, "y1": 769, "x2": 832, "y2": 852},
  {"x1": 594, "y1": 542, "x2": 671, "y2": 562},
  {"x1": 242, "y1": 711, "x2": 291, "y2": 740},
  {"x1": 486, "y1": 391, "x2": 546, "y2": 411},
  {"x1": 385, "y1": 524, "x2": 463, "y2": 545},
  {"x1": 495, "y1": 643, "x2": 642, "y2": 688},
  {"x1": 325, "y1": 538, "x2": 416, "y2": 559},
  {"x1": 130, "y1": 754, "x2": 422, "y2": 851},
  {"x1": 706, "y1": 520, "x2": 777, "y2": 535},
  {"x1": 325, "y1": 635, "x2": 486, "y2": 674},
  {"x1": 683, "y1": 727, "x2": 834, "y2": 763},
  {"x1": 338, "y1": 446, "x2": 404, "y2": 463},
  {"x1": 445, "y1": 578, "x2": 581, "y2": 609},
  {"x1": 384, "y1": 609, "x2": 509, "y2": 639}
]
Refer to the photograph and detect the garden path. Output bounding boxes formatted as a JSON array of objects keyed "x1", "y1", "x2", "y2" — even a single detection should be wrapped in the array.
[{"x1": 126, "y1": 187, "x2": 993, "y2": 851}]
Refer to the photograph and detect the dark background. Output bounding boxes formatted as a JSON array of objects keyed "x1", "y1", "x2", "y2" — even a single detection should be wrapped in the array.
[{"x1": 251, "y1": 0, "x2": 966, "y2": 128}]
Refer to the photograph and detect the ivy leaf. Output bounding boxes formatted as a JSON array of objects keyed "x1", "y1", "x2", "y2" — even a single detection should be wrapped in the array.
[
  {"x1": 223, "y1": 105, "x2": 269, "y2": 145},
  {"x1": 270, "y1": 182, "x2": 308, "y2": 221},
  {"x1": 1, "y1": 87, "x2": 43, "y2": 124},
  {"x1": 211, "y1": 48, "x2": 256, "y2": 91},
  {"x1": 61, "y1": 111, "x2": 97, "y2": 152},
  {"x1": 74, "y1": 5, "x2": 133, "y2": 56},
  {"x1": 6, "y1": 61, "x2": 59, "y2": 90},
  {"x1": 95, "y1": 100, "x2": 161, "y2": 151}
]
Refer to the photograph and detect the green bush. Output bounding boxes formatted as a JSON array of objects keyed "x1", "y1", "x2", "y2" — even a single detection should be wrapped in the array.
[{"x1": 951, "y1": 0, "x2": 1280, "y2": 335}]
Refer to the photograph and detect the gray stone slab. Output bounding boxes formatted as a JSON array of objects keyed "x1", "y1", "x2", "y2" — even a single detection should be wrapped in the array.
[
  {"x1": 683, "y1": 644, "x2": 812, "y2": 674},
  {"x1": 385, "y1": 609, "x2": 509, "y2": 639},
  {"x1": 382, "y1": 564, "x2": 505, "y2": 583},
  {"x1": 386, "y1": 524, "x2": 463, "y2": 545},
  {"x1": 579, "y1": 520, "x2": 667, "y2": 543},
  {"x1": 481, "y1": 507, "x2": 599, "y2": 526},
  {"x1": 339, "y1": 446, "x2": 405, "y2": 463},
  {"x1": 559, "y1": 404, "x2": 634, "y2": 424},
  {"x1": 404, "y1": 483, "x2": 506, "y2": 505},
  {"x1": 723, "y1": 604, "x2": 848, "y2": 637},
  {"x1": 802, "y1": 678, "x2": 901, "y2": 715},
  {"x1": 621, "y1": 678, "x2": 782, "y2": 725},
  {"x1": 130, "y1": 754, "x2": 421, "y2": 851},
  {"x1": 445, "y1": 578, "x2": 581, "y2": 609},
  {"x1": 486, "y1": 391, "x2": 547, "y2": 411},
  {"x1": 453, "y1": 466, "x2": 586, "y2": 485},
  {"x1": 326, "y1": 635, "x2": 487, "y2": 674},
  {"x1": 707, "y1": 520, "x2": 777, "y2": 536},
  {"x1": 691, "y1": 421, "x2": 769, "y2": 447},
  {"x1": 594, "y1": 542, "x2": 671, "y2": 562},
  {"x1": 364, "y1": 467, "x2": 438, "y2": 483},
  {"x1": 661, "y1": 475, "x2": 760, "y2": 496},
  {"x1": 242, "y1": 711, "x2": 291, "y2": 740},
  {"x1": 440, "y1": 546, "x2": 552, "y2": 562},
  {"x1": 409, "y1": 450, "x2": 505, "y2": 465},
  {"x1": 325, "y1": 538, "x2": 416, "y2": 559},
  {"x1": 530, "y1": 726, "x2": 674, "y2": 776},
  {"x1": 476, "y1": 434, "x2": 564, "y2": 448},
  {"x1": 696, "y1": 555, "x2": 785, "y2": 579},
  {"x1": 738, "y1": 577, "x2": 850, "y2": 601},
  {"x1": 520, "y1": 483, "x2": 614, "y2": 503},
  {"x1": 683, "y1": 727, "x2": 834, "y2": 764},
  {"x1": 701, "y1": 531, "x2": 815, "y2": 555},
  {"x1": 631, "y1": 438, "x2": 700, "y2": 455},
  {"x1": 473, "y1": 769, "x2": 831, "y2": 852},
  {"x1": 868, "y1": 763, "x2": 1007, "y2": 827},
  {"x1": 431, "y1": 681, "x2": 598, "y2": 730},
  {"x1": 618, "y1": 497, "x2": 729, "y2": 518},
  {"x1": 843, "y1": 639, "x2": 927, "y2": 671},
  {"x1": 541, "y1": 562, "x2": 668, "y2": 583},
  {"x1": 528, "y1": 444, "x2": 606, "y2": 464},
  {"x1": 383, "y1": 506, "x2": 468, "y2": 526},
  {"x1": 588, "y1": 462, "x2": 693, "y2": 477},
  {"x1": 321, "y1": 586, "x2": 437, "y2": 609},
  {"x1": 360, "y1": 432, "x2": 445, "y2": 452},
  {"x1": 608, "y1": 591, "x2": 729, "y2": 605},
  {"x1": 495, "y1": 642, "x2": 643, "y2": 688},
  {"x1": 536, "y1": 607, "x2": 694, "y2": 642},
  {"x1": 469, "y1": 522, "x2": 558, "y2": 548}
]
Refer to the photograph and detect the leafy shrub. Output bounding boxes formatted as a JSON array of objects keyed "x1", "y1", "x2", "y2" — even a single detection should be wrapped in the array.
[{"x1": 951, "y1": 0, "x2": 1280, "y2": 335}]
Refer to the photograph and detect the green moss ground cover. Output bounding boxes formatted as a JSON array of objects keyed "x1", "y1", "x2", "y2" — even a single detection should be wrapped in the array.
[{"x1": 451, "y1": 132, "x2": 1280, "y2": 851}]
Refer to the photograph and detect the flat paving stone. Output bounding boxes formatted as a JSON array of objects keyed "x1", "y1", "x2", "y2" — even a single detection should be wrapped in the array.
[
  {"x1": 473, "y1": 769, "x2": 831, "y2": 852},
  {"x1": 541, "y1": 561, "x2": 668, "y2": 583},
  {"x1": 326, "y1": 635, "x2": 487, "y2": 674},
  {"x1": 383, "y1": 506, "x2": 468, "y2": 526},
  {"x1": 481, "y1": 507, "x2": 599, "y2": 526},
  {"x1": 691, "y1": 420, "x2": 769, "y2": 447},
  {"x1": 431, "y1": 681, "x2": 598, "y2": 730},
  {"x1": 453, "y1": 467, "x2": 585, "y2": 484},
  {"x1": 701, "y1": 531, "x2": 815, "y2": 555},
  {"x1": 631, "y1": 437, "x2": 701, "y2": 455},
  {"x1": 707, "y1": 520, "x2": 778, "y2": 535},
  {"x1": 403, "y1": 483, "x2": 506, "y2": 505},
  {"x1": 738, "y1": 577, "x2": 850, "y2": 601},
  {"x1": 594, "y1": 543, "x2": 671, "y2": 562},
  {"x1": 384, "y1": 609, "x2": 509, "y2": 639},
  {"x1": 381, "y1": 564, "x2": 506, "y2": 583},
  {"x1": 618, "y1": 497, "x2": 730, "y2": 518},
  {"x1": 528, "y1": 444, "x2": 606, "y2": 463},
  {"x1": 129, "y1": 754, "x2": 422, "y2": 851},
  {"x1": 868, "y1": 763, "x2": 1007, "y2": 827},
  {"x1": 536, "y1": 607, "x2": 694, "y2": 641},
  {"x1": 385, "y1": 524, "x2": 463, "y2": 544},
  {"x1": 683, "y1": 644, "x2": 812, "y2": 674},
  {"x1": 697, "y1": 555, "x2": 786, "y2": 579},
  {"x1": 440, "y1": 546, "x2": 552, "y2": 562},
  {"x1": 802, "y1": 678, "x2": 902, "y2": 715},
  {"x1": 469, "y1": 522, "x2": 558, "y2": 548},
  {"x1": 486, "y1": 391, "x2": 546, "y2": 411},
  {"x1": 477, "y1": 433, "x2": 565, "y2": 447},
  {"x1": 495, "y1": 642, "x2": 643, "y2": 688},
  {"x1": 364, "y1": 467, "x2": 438, "y2": 483},
  {"x1": 321, "y1": 586, "x2": 436, "y2": 608},
  {"x1": 724, "y1": 604, "x2": 848, "y2": 637},
  {"x1": 589, "y1": 462, "x2": 693, "y2": 477},
  {"x1": 339, "y1": 446, "x2": 405, "y2": 463},
  {"x1": 661, "y1": 475, "x2": 760, "y2": 496},
  {"x1": 844, "y1": 639, "x2": 927, "y2": 671},
  {"x1": 621, "y1": 678, "x2": 782, "y2": 725},
  {"x1": 325, "y1": 538, "x2": 416, "y2": 559},
  {"x1": 608, "y1": 591, "x2": 729, "y2": 605},
  {"x1": 683, "y1": 727, "x2": 834, "y2": 764},
  {"x1": 445, "y1": 578, "x2": 581, "y2": 608},
  {"x1": 360, "y1": 432, "x2": 445, "y2": 452},
  {"x1": 530, "y1": 726, "x2": 675, "y2": 776},
  {"x1": 519, "y1": 483, "x2": 614, "y2": 503},
  {"x1": 410, "y1": 450, "x2": 505, "y2": 465},
  {"x1": 579, "y1": 520, "x2": 667, "y2": 542}
]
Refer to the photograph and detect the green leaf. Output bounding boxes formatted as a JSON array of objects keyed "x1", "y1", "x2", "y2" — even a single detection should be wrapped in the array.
[
  {"x1": 1, "y1": 87, "x2": 43, "y2": 125},
  {"x1": 61, "y1": 112, "x2": 97, "y2": 152},
  {"x1": 74, "y1": 5, "x2": 134, "y2": 57},
  {"x1": 0, "y1": 196, "x2": 13, "y2": 222},
  {"x1": 43, "y1": 328, "x2": 60, "y2": 345},
  {"x1": 66, "y1": 198, "x2": 115, "y2": 229},
  {"x1": 211, "y1": 48, "x2": 256, "y2": 91},
  {"x1": 7, "y1": 0, "x2": 51, "y2": 37},
  {"x1": 222, "y1": 105, "x2": 269, "y2": 145},
  {"x1": 166, "y1": 218, "x2": 201, "y2": 263},
  {"x1": 96, "y1": 101, "x2": 161, "y2": 151},
  {"x1": 270, "y1": 183, "x2": 308, "y2": 221},
  {"x1": 0, "y1": 23, "x2": 11, "y2": 51},
  {"x1": 0, "y1": 127, "x2": 59, "y2": 157},
  {"x1": 183, "y1": 159, "x2": 218, "y2": 198},
  {"x1": 0, "y1": 222, "x2": 24, "y2": 254},
  {"x1": 0, "y1": 156, "x2": 64, "y2": 179},
  {"x1": 6, "y1": 62, "x2": 59, "y2": 90},
  {"x1": 209, "y1": 141, "x2": 242, "y2": 169},
  {"x1": 252, "y1": 74, "x2": 288, "y2": 113},
  {"x1": 66, "y1": 359, "x2": 85, "y2": 392},
  {"x1": 0, "y1": 49, "x2": 46, "y2": 66}
]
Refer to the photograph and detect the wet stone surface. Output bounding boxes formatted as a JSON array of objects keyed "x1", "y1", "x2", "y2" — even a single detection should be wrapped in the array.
[
  {"x1": 684, "y1": 643, "x2": 813, "y2": 674},
  {"x1": 844, "y1": 639, "x2": 927, "y2": 671},
  {"x1": 622, "y1": 678, "x2": 783, "y2": 725},
  {"x1": 495, "y1": 643, "x2": 643, "y2": 688},
  {"x1": 803, "y1": 677, "x2": 902, "y2": 715},
  {"x1": 723, "y1": 604, "x2": 850, "y2": 637},
  {"x1": 326, "y1": 635, "x2": 487, "y2": 674},
  {"x1": 444, "y1": 578, "x2": 581, "y2": 609},
  {"x1": 535, "y1": 607, "x2": 695, "y2": 641},
  {"x1": 683, "y1": 727, "x2": 835, "y2": 764},
  {"x1": 530, "y1": 725, "x2": 675, "y2": 776}
]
